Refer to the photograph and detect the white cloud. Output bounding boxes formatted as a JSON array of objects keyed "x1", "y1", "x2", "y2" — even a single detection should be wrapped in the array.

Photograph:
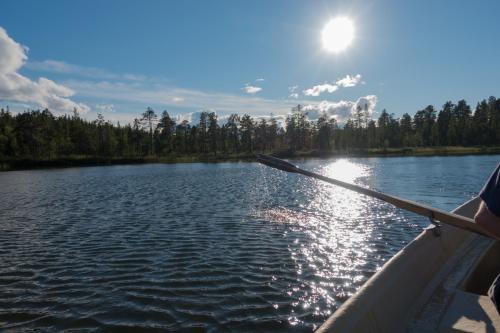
[
  {"x1": 0, "y1": 30, "x2": 26, "y2": 73},
  {"x1": 289, "y1": 93, "x2": 299, "y2": 99},
  {"x1": 172, "y1": 96, "x2": 184, "y2": 102},
  {"x1": 303, "y1": 74, "x2": 363, "y2": 97},
  {"x1": 255, "y1": 78, "x2": 265, "y2": 82},
  {"x1": 303, "y1": 83, "x2": 338, "y2": 96},
  {"x1": 355, "y1": 95, "x2": 378, "y2": 116},
  {"x1": 37, "y1": 77, "x2": 74, "y2": 97},
  {"x1": 336, "y1": 74, "x2": 363, "y2": 87},
  {"x1": 302, "y1": 95, "x2": 378, "y2": 123},
  {"x1": 0, "y1": 27, "x2": 89, "y2": 113},
  {"x1": 243, "y1": 84, "x2": 262, "y2": 94},
  {"x1": 26, "y1": 59, "x2": 146, "y2": 82}
]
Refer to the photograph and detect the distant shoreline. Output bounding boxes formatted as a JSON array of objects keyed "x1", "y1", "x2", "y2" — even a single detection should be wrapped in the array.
[{"x1": 1, "y1": 146, "x2": 500, "y2": 172}]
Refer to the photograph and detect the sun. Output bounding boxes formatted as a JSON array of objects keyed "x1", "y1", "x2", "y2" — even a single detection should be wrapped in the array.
[{"x1": 322, "y1": 17, "x2": 354, "y2": 53}]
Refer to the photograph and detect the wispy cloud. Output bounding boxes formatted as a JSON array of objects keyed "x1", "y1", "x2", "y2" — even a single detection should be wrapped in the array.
[
  {"x1": 94, "y1": 103, "x2": 115, "y2": 112},
  {"x1": 65, "y1": 79, "x2": 293, "y2": 118},
  {"x1": 303, "y1": 74, "x2": 363, "y2": 97},
  {"x1": 255, "y1": 78, "x2": 265, "y2": 82},
  {"x1": 242, "y1": 84, "x2": 262, "y2": 94},
  {"x1": 288, "y1": 85, "x2": 299, "y2": 99},
  {"x1": 26, "y1": 59, "x2": 146, "y2": 82},
  {"x1": 0, "y1": 27, "x2": 89, "y2": 113}
]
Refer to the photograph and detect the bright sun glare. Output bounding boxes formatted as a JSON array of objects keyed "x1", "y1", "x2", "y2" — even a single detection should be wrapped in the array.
[{"x1": 322, "y1": 17, "x2": 354, "y2": 53}]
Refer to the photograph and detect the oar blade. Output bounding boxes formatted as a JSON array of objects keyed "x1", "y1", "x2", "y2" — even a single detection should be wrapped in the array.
[{"x1": 256, "y1": 154, "x2": 299, "y2": 173}]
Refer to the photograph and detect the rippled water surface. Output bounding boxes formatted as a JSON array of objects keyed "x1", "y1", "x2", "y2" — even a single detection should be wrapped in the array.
[{"x1": 0, "y1": 155, "x2": 499, "y2": 332}]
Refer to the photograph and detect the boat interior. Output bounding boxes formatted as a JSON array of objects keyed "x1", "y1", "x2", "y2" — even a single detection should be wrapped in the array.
[
  {"x1": 463, "y1": 241, "x2": 500, "y2": 296},
  {"x1": 433, "y1": 239, "x2": 500, "y2": 332},
  {"x1": 411, "y1": 199, "x2": 500, "y2": 333}
]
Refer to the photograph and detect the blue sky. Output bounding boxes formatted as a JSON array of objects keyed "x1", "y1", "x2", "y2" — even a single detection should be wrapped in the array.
[{"x1": 0, "y1": 0, "x2": 499, "y2": 124}]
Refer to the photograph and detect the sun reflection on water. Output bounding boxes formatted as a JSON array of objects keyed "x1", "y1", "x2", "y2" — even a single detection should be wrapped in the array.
[{"x1": 255, "y1": 158, "x2": 402, "y2": 328}]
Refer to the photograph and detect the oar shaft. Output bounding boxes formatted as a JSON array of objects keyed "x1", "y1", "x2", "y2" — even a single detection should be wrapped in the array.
[
  {"x1": 299, "y1": 169, "x2": 491, "y2": 237},
  {"x1": 257, "y1": 154, "x2": 493, "y2": 238}
]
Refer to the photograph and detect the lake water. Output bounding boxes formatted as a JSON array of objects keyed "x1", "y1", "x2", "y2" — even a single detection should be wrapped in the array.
[{"x1": 0, "y1": 155, "x2": 499, "y2": 332}]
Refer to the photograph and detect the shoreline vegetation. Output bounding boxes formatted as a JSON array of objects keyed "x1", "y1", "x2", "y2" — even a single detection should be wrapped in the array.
[
  {"x1": 1, "y1": 95, "x2": 499, "y2": 171},
  {"x1": 2, "y1": 146, "x2": 500, "y2": 171}
]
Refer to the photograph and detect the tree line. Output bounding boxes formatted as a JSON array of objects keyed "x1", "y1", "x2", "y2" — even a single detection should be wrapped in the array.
[{"x1": 1, "y1": 96, "x2": 500, "y2": 160}]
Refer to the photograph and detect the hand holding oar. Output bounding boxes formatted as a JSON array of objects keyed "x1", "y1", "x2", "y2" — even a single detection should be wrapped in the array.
[{"x1": 256, "y1": 154, "x2": 495, "y2": 239}]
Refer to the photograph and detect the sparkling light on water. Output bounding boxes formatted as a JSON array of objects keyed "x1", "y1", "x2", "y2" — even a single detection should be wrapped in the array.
[{"x1": 256, "y1": 159, "x2": 389, "y2": 328}]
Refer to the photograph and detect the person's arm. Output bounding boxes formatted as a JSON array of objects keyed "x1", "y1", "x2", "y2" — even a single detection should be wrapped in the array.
[
  {"x1": 475, "y1": 163, "x2": 500, "y2": 239},
  {"x1": 475, "y1": 201, "x2": 500, "y2": 239}
]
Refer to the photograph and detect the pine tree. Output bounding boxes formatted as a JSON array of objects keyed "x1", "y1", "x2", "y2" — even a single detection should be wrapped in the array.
[{"x1": 141, "y1": 107, "x2": 157, "y2": 155}]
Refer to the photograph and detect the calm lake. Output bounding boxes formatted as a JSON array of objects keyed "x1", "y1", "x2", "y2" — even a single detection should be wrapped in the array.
[{"x1": 0, "y1": 155, "x2": 499, "y2": 332}]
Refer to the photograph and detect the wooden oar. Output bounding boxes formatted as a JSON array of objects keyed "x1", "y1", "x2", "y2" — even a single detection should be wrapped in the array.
[{"x1": 256, "y1": 154, "x2": 495, "y2": 239}]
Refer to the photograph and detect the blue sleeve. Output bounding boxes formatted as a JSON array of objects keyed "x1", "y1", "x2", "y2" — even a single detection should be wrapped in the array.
[{"x1": 480, "y1": 163, "x2": 500, "y2": 217}]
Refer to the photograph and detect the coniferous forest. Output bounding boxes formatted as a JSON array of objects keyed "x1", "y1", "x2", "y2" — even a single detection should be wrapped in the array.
[{"x1": 1, "y1": 96, "x2": 500, "y2": 168}]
